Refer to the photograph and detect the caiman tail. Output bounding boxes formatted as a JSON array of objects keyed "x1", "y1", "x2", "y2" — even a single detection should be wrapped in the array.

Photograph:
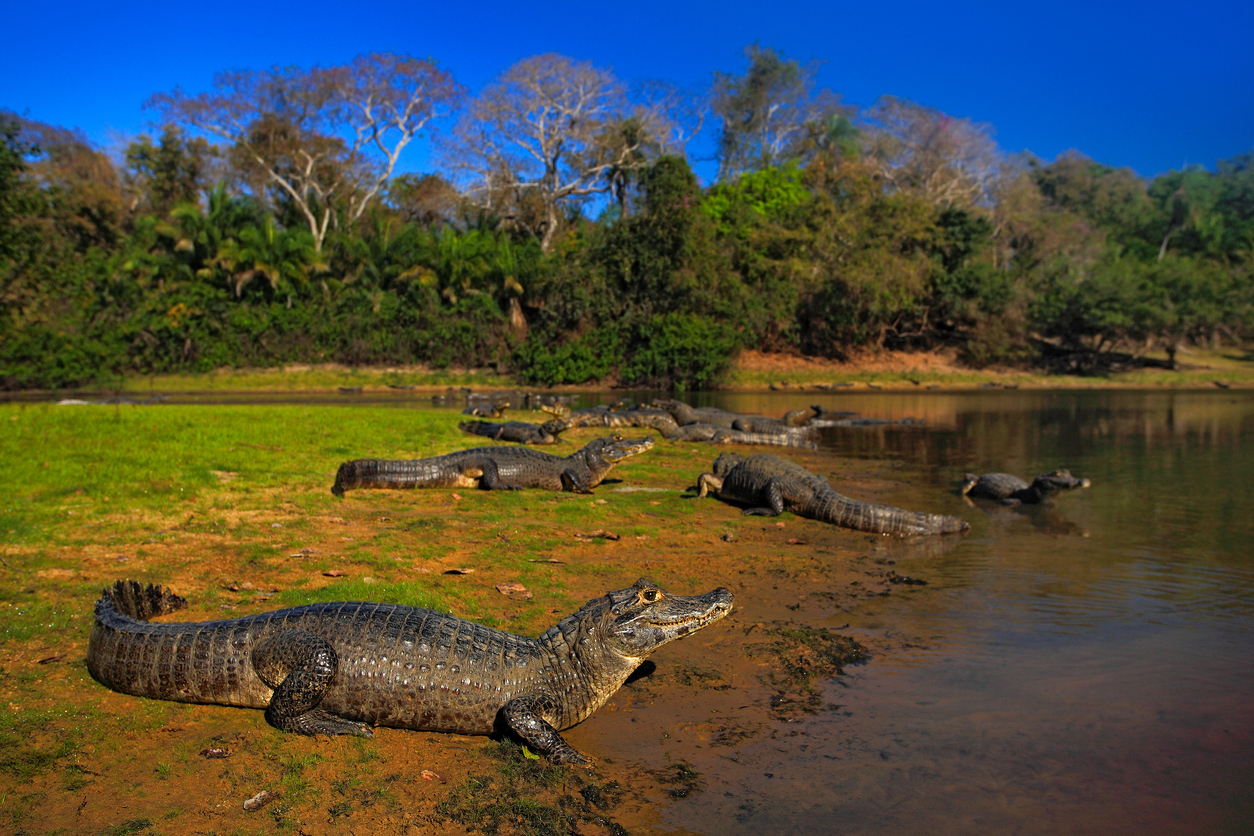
[
  {"x1": 810, "y1": 493, "x2": 970, "y2": 536},
  {"x1": 333, "y1": 459, "x2": 432, "y2": 495}
]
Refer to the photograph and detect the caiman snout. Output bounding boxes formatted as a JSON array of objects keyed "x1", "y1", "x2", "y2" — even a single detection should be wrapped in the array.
[{"x1": 602, "y1": 436, "x2": 655, "y2": 461}]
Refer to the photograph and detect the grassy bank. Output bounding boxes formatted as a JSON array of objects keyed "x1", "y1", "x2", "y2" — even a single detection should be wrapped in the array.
[
  {"x1": 2, "y1": 400, "x2": 911, "y2": 835},
  {"x1": 41, "y1": 348, "x2": 1244, "y2": 398}
]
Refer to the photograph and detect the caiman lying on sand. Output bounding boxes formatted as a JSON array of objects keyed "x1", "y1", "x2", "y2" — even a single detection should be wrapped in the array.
[
  {"x1": 458, "y1": 418, "x2": 573, "y2": 445},
  {"x1": 697, "y1": 453, "x2": 969, "y2": 536},
  {"x1": 961, "y1": 469, "x2": 1091, "y2": 505},
  {"x1": 87, "y1": 578, "x2": 733, "y2": 764},
  {"x1": 332, "y1": 436, "x2": 653, "y2": 495}
]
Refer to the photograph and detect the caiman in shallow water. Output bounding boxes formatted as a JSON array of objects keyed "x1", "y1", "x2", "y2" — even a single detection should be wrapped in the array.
[
  {"x1": 697, "y1": 452, "x2": 969, "y2": 536},
  {"x1": 87, "y1": 578, "x2": 733, "y2": 763},
  {"x1": 961, "y1": 469, "x2": 1091, "y2": 505},
  {"x1": 332, "y1": 436, "x2": 653, "y2": 495}
]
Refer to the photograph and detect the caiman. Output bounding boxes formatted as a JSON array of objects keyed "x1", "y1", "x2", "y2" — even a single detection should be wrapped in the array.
[
  {"x1": 87, "y1": 578, "x2": 733, "y2": 764},
  {"x1": 463, "y1": 401, "x2": 510, "y2": 418},
  {"x1": 697, "y1": 452, "x2": 969, "y2": 536},
  {"x1": 653, "y1": 399, "x2": 745, "y2": 429},
  {"x1": 662, "y1": 424, "x2": 818, "y2": 450},
  {"x1": 458, "y1": 418, "x2": 573, "y2": 445},
  {"x1": 541, "y1": 403, "x2": 683, "y2": 437},
  {"x1": 961, "y1": 469, "x2": 1091, "y2": 505},
  {"x1": 332, "y1": 436, "x2": 653, "y2": 496}
]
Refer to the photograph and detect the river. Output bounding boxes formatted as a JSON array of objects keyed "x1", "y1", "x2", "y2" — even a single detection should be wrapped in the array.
[{"x1": 627, "y1": 388, "x2": 1254, "y2": 835}]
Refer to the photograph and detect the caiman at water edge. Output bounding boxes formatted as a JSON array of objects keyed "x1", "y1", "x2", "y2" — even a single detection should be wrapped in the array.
[
  {"x1": 87, "y1": 578, "x2": 733, "y2": 764},
  {"x1": 332, "y1": 436, "x2": 653, "y2": 495},
  {"x1": 697, "y1": 452, "x2": 969, "y2": 536},
  {"x1": 961, "y1": 469, "x2": 1091, "y2": 505},
  {"x1": 458, "y1": 418, "x2": 573, "y2": 445}
]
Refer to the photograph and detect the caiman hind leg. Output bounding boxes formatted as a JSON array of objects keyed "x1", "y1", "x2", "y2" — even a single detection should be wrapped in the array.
[
  {"x1": 473, "y1": 459, "x2": 525, "y2": 491},
  {"x1": 741, "y1": 478, "x2": 786, "y2": 516},
  {"x1": 252, "y1": 629, "x2": 373, "y2": 738},
  {"x1": 501, "y1": 694, "x2": 591, "y2": 764}
]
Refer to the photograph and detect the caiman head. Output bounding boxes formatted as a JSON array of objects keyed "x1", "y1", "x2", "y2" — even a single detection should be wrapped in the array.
[
  {"x1": 1031, "y1": 469, "x2": 1091, "y2": 493},
  {"x1": 711, "y1": 452, "x2": 746, "y2": 476},
  {"x1": 587, "y1": 435, "x2": 655, "y2": 462},
  {"x1": 579, "y1": 578, "x2": 734, "y2": 660},
  {"x1": 540, "y1": 402, "x2": 573, "y2": 419}
]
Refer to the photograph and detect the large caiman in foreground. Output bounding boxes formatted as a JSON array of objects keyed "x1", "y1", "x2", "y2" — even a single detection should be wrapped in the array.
[
  {"x1": 87, "y1": 578, "x2": 733, "y2": 763},
  {"x1": 332, "y1": 436, "x2": 653, "y2": 495},
  {"x1": 697, "y1": 452, "x2": 969, "y2": 536}
]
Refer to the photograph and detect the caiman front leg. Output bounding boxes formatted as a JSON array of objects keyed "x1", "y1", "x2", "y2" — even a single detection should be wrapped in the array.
[
  {"x1": 501, "y1": 694, "x2": 592, "y2": 764},
  {"x1": 560, "y1": 468, "x2": 596, "y2": 494},
  {"x1": 252, "y1": 629, "x2": 373, "y2": 738}
]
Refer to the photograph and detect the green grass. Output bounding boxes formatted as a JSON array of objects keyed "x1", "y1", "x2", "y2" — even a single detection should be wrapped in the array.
[{"x1": 113, "y1": 364, "x2": 514, "y2": 393}]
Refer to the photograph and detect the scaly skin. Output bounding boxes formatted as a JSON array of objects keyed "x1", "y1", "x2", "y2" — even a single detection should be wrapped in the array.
[
  {"x1": 332, "y1": 436, "x2": 653, "y2": 496},
  {"x1": 961, "y1": 469, "x2": 1091, "y2": 505},
  {"x1": 457, "y1": 419, "x2": 572, "y2": 445},
  {"x1": 697, "y1": 452, "x2": 969, "y2": 536},
  {"x1": 88, "y1": 578, "x2": 734, "y2": 764}
]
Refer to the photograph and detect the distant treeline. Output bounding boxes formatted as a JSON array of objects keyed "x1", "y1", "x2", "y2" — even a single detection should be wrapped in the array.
[{"x1": 2, "y1": 48, "x2": 1252, "y2": 389}]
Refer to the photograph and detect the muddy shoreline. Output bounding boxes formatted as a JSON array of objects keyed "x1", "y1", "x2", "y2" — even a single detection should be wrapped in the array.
[{"x1": 0, "y1": 410, "x2": 955, "y2": 835}]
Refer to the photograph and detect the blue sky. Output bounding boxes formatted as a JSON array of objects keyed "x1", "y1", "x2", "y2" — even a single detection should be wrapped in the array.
[{"x1": 3, "y1": 0, "x2": 1251, "y2": 180}]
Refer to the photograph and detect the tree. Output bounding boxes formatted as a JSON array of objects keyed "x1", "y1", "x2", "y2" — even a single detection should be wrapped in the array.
[
  {"x1": 1031, "y1": 151, "x2": 1161, "y2": 258},
  {"x1": 440, "y1": 53, "x2": 685, "y2": 251},
  {"x1": 388, "y1": 172, "x2": 462, "y2": 228},
  {"x1": 712, "y1": 45, "x2": 848, "y2": 182},
  {"x1": 149, "y1": 53, "x2": 462, "y2": 251},
  {"x1": 125, "y1": 125, "x2": 215, "y2": 215},
  {"x1": 862, "y1": 97, "x2": 1003, "y2": 209}
]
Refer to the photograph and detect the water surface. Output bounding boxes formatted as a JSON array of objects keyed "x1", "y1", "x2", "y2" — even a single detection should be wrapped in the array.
[{"x1": 657, "y1": 389, "x2": 1254, "y2": 835}]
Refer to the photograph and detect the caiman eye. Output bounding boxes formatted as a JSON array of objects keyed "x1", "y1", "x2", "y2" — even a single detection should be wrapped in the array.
[{"x1": 642, "y1": 589, "x2": 659, "y2": 603}]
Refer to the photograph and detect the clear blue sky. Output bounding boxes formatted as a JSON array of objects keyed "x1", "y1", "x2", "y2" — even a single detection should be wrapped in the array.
[{"x1": 3, "y1": 0, "x2": 1251, "y2": 180}]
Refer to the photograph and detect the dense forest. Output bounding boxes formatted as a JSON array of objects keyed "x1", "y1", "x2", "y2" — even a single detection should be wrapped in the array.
[{"x1": 2, "y1": 48, "x2": 1252, "y2": 390}]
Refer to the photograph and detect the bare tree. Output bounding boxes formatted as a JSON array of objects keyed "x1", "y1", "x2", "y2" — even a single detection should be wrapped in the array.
[
  {"x1": 440, "y1": 53, "x2": 685, "y2": 251},
  {"x1": 862, "y1": 96, "x2": 1003, "y2": 209},
  {"x1": 148, "y1": 53, "x2": 462, "y2": 250}
]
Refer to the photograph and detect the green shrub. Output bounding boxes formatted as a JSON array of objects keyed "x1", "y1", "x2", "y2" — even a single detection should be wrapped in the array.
[{"x1": 619, "y1": 313, "x2": 738, "y2": 390}]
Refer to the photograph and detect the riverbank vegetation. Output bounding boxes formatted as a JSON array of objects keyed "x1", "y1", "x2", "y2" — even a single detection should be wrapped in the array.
[{"x1": 3, "y1": 48, "x2": 1252, "y2": 391}]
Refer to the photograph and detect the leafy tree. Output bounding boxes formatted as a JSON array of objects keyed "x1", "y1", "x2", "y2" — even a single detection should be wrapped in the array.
[
  {"x1": 209, "y1": 216, "x2": 324, "y2": 299},
  {"x1": 125, "y1": 125, "x2": 215, "y2": 215},
  {"x1": 1148, "y1": 166, "x2": 1224, "y2": 261},
  {"x1": 1032, "y1": 152, "x2": 1162, "y2": 259}
]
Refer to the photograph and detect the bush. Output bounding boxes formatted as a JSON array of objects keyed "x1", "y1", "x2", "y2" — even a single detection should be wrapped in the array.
[
  {"x1": 513, "y1": 329, "x2": 622, "y2": 386},
  {"x1": 619, "y1": 313, "x2": 739, "y2": 390}
]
